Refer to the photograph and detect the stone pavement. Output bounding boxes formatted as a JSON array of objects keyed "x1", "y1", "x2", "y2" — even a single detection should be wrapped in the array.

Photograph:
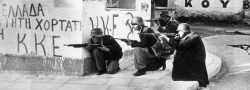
[{"x1": 0, "y1": 52, "x2": 221, "y2": 90}]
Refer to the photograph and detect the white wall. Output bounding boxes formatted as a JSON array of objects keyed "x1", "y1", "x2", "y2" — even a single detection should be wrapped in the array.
[
  {"x1": 0, "y1": 0, "x2": 83, "y2": 58},
  {"x1": 0, "y1": 0, "x2": 153, "y2": 59},
  {"x1": 82, "y1": 0, "x2": 152, "y2": 52}
]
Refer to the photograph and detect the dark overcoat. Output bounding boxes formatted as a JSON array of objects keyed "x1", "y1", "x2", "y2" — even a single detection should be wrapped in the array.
[
  {"x1": 169, "y1": 31, "x2": 209, "y2": 87},
  {"x1": 131, "y1": 26, "x2": 157, "y2": 55},
  {"x1": 158, "y1": 20, "x2": 179, "y2": 33}
]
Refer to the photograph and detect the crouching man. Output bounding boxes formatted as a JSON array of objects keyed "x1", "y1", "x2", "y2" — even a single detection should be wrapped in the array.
[
  {"x1": 87, "y1": 28, "x2": 123, "y2": 75},
  {"x1": 125, "y1": 16, "x2": 166, "y2": 76},
  {"x1": 169, "y1": 23, "x2": 209, "y2": 89}
]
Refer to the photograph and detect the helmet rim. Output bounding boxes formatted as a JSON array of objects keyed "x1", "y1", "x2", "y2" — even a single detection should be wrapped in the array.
[
  {"x1": 177, "y1": 23, "x2": 190, "y2": 32},
  {"x1": 91, "y1": 28, "x2": 104, "y2": 37},
  {"x1": 131, "y1": 16, "x2": 144, "y2": 26}
]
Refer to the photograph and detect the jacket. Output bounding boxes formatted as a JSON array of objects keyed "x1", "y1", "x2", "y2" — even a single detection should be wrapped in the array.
[
  {"x1": 131, "y1": 26, "x2": 157, "y2": 55},
  {"x1": 158, "y1": 20, "x2": 179, "y2": 33},
  {"x1": 90, "y1": 35, "x2": 123, "y2": 60},
  {"x1": 169, "y1": 31, "x2": 209, "y2": 86}
]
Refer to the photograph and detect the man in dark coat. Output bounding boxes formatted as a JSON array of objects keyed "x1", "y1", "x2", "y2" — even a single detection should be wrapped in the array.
[
  {"x1": 125, "y1": 16, "x2": 166, "y2": 76},
  {"x1": 157, "y1": 11, "x2": 179, "y2": 33},
  {"x1": 146, "y1": 11, "x2": 179, "y2": 33},
  {"x1": 87, "y1": 28, "x2": 123, "y2": 75},
  {"x1": 169, "y1": 23, "x2": 209, "y2": 88}
]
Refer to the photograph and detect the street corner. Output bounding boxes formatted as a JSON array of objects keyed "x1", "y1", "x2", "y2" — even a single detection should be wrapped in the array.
[{"x1": 206, "y1": 52, "x2": 222, "y2": 79}]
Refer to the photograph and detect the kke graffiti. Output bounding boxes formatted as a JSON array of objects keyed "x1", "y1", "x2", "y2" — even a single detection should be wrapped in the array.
[
  {"x1": 17, "y1": 33, "x2": 62, "y2": 57},
  {"x1": 89, "y1": 12, "x2": 134, "y2": 37},
  {"x1": 0, "y1": 2, "x2": 82, "y2": 57},
  {"x1": 185, "y1": 0, "x2": 230, "y2": 8}
]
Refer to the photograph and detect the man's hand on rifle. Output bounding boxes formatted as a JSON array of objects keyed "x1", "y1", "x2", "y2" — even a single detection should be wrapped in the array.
[
  {"x1": 174, "y1": 35, "x2": 181, "y2": 40},
  {"x1": 125, "y1": 40, "x2": 132, "y2": 45},
  {"x1": 84, "y1": 45, "x2": 91, "y2": 50},
  {"x1": 98, "y1": 45, "x2": 110, "y2": 52}
]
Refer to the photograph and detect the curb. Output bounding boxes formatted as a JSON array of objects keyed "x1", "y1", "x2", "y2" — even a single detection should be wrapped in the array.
[
  {"x1": 163, "y1": 52, "x2": 222, "y2": 90},
  {"x1": 206, "y1": 53, "x2": 222, "y2": 79}
]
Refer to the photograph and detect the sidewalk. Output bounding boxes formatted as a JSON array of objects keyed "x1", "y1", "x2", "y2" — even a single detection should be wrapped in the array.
[{"x1": 0, "y1": 52, "x2": 221, "y2": 90}]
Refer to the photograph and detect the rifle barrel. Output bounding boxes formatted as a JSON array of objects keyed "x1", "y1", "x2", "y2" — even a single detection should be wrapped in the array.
[
  {"x1": 227, "y1": 44, "x2": 250, "y2": 47},
  {"x1": 144, "y1": 19, "x2": 158, "y2": 22},
  {"x1": 138, "y1": 33, "x2": 177, "y2": 37},
  {"x1": 114, "y1": 38, "x2": 137, "y2": 42}
]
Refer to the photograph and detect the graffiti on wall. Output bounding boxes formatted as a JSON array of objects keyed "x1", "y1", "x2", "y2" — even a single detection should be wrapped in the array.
[
  {"x1": 185, "y1": 0, "x2": 230, "y2": 8},
  {"x1": 88, "y1": 12, "x2": 134, "y2": 38},
  {"x1": 0, "y1": 3, "x2": 81, "y2": 31},
  {"x1": 0, "y1": 2, "x2": 81, "y2": 57}
]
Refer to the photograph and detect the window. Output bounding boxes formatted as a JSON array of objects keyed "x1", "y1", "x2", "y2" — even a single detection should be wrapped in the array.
[
  {"x1": 153, "y1": 0, "x2": 175, "y2": 9},
  {"x1": 106, "y1": 0, "x2": 135, "y2": 9},
  {"x1": 154, "y1": 0, "x2": 168, "y2": 7}
]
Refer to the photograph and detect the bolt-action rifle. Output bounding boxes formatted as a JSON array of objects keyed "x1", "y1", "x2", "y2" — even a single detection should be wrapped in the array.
[
  {"x1": 63, "y1": 43, "x2": 112, "y2": 48},
  {"x1": 114, "y1": 38, "x2": 138, "y2": 42},
  {"x1": 144, "y1": 19, "x2": 158, "y2": 22},
  {"x1": 227, "y1": 44, "x2": 250, "y2": 55},
  {"x1": 138, "y1": 33, "x2": 178, "y2": 37}
]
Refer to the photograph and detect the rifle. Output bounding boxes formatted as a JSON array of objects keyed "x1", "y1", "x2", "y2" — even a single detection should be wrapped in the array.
[
  {"x1": 226, "y1": 31, "x2": 250, "y2": 36},
  {"x1": 227, "y1": 44, "x2": 250, "y2": 55},
  {"x1": 114, "y1": 38, "x2": 138, "y2": 42},
  {"x1": 64, "y1": 43, "x2": 112, "y2": 48},
  {"x1": 138, "y1": 33, "x2": 178, "y2": 37},
  {"x1": 144, "y1": 19, "x2": 158, "y2": 22}
]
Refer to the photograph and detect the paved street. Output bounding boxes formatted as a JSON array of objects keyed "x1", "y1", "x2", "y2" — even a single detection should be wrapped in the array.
[{"x1": 203, "y1": 35, "x2": 250, "y2": 90}]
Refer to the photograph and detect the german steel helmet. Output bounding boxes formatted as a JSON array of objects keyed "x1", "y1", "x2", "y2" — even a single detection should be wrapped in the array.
[
  {"x1": 91, "y1": 28, "x2": 104, "y2": 37},
  {"x1": 131, "y1": 16, "x2": 144, "y2": 26},
  {"x1": 177, "y1": 23, "x2": 191, "y2": 32},
  {"x1": 160, "y1": 11, "x2": 170, "y2": 17}
]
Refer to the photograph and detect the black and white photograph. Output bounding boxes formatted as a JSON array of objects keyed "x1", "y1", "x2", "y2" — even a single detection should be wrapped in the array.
[{"x1": 0, "y1": 0, "x2": 250, "y2": 90}]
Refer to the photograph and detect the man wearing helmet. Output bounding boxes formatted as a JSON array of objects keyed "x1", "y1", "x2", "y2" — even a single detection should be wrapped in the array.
[
  {"x1": 125, "y1": 16, "x2": 166, "y2": 76},
  {"x1": 87, "y1": 28, "x2": 123, "y2": 75},
  {"x1": 146, "y1": 11, "x2": 179, "y2": 33},
  {"x1": 169, "y1": 23, "x2": 209, "y2": 89}
]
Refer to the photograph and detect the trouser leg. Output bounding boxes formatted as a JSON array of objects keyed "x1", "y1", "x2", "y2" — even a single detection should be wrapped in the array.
[
  {"x1": 92, "y1": 49, "x2": 106, "y2": 71},
  {"x1": 146, "y1": 58, "x2": 166, "y2": 71},
  {"x1": 134, "y1": 48, "x2": 155, "y2": 70},
  {"x1": 106, "y1": 60, "x2": 120, "y2": 74}
]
